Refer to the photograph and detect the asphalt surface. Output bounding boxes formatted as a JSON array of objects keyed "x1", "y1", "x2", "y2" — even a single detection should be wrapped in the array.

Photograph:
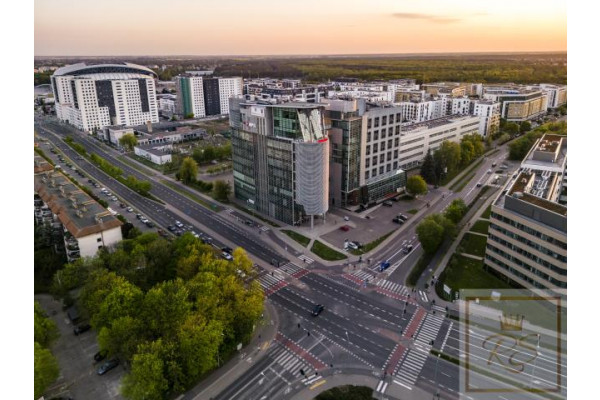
[{"x1": 34, "y1": 115, "x2": 561, "y2": 400}]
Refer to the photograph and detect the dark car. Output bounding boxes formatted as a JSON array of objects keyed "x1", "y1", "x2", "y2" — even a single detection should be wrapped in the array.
[
  {"x1": 222, "y1": 246, "x2": 233, "y2": 254},
  {"x1": 73, "y1": 323, "x2": 91, "y2": 335},
  {"x1": 119, "y1": 202, "x2": 127, "y2": 208},
  {"x1": 402, "y1": 245, "x2": 414, "y2": 255},
  {"x1": 382, "y1": 200, "x2": 393, "y2": 207},
  {"x1": 145, "y1": 221, "x2": 155, "y2": 228},
  {"x1": 398, "y1": 214, "x2": 409, "y2": 221},
  {"x1": 340, "y1": 225, "x2": 350, "y2": 232},
  {"x1": 379, "y1": 261, "x2": 391, "y2": 272},
  {"x1": 311, "y1": 304, "x2": 324, "y2": 316},
  {"x1": 94, "y1": 350, "x2": 108, "y2": 363},
  {"x1": 167, "y1": 225, "x2": 177, "y2": 232},
  {"x1": 97, "y1": 359, "x2": 119, "y2": 375},
  {"x1": 392, "y1": 217, "x2": 404, "y2": 224}
]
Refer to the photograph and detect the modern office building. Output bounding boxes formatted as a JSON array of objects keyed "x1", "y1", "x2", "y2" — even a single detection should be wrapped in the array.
[
  {"x1": 325, "y1": 98, "x2": 407, "y2": 208},
  {"x1": 538, "y1": 84, "x2": 567, "y2": 109},
  {"x1": 51, "y1": 62, "x2": 159, "y2": 132},
  {"x1": 395, "y1": 115, "x2": 480, "y2": 170},
  {"x1": 175, "y1": 75, "x2": 243, "y2": 118},
  {"x1": 471, "y1": 100, "x2": 501, "y2": 137},
  {"x1": 230, "y1": 98, "x2": 329, "y2": 226},
  {"x1": 483, "y1": 86, "x2": 548, "y2": 121},
  {"x1": 485, "y1": 133, "x2": 567, "y2": 291},
  {"x1": 34, "y1": 154, "x2": 123, "y2": 261}
]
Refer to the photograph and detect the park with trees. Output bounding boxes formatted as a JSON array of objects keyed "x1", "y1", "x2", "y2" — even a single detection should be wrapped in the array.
[{"x1": 49, "y1": 232, "x2": 264, "y2": 400}]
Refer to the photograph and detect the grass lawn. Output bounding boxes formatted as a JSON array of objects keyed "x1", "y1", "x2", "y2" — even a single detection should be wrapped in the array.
[
  {"x1": 481, "y1": 205, "x2": 492, "y2": 219},
  {"x1": 282, "y1": 230, "x2": 310, "y2": 247},
  {"x1": 470, "y1": 220, "x2": 490, "y2": 235},
  {"x1": 311, "y1": 240, "x2": 347, "y2": 261},
  {"x1": 407, "y1": 208, "x2": 419, "y2": 214},
  {"x1": 349, "y1": 230, "x2": 396, "y2": 255},
  {"x1": 450, "y1": 172, "x2": 476, "y2": 192},
  {"x1": 406, "y1": 253, "x2": 434, "y2": 287},
  {"x1": 441, "y1": 158, "x2": 483, "y2": 186},
  {"x1": 457, "y1": 233, "x2": 488, "y2": 257},
  {"x1": 440, "y1": 254, "x2": 512, "y2": 293}
]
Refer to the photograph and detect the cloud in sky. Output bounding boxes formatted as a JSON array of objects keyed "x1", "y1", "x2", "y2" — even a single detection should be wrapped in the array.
[{"x1": 391, "y1": 12, "x2": 486, "y2": 24}]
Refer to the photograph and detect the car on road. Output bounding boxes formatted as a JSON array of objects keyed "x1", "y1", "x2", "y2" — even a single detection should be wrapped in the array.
[
  {"x1": 145, "y1": 220, "x2": 155, "y2": 228},
  {"x1": 140, "y1": 217, "x2": 149, "y2": 224},
  {"x1": 346, "y1": 241, "x2": 358, "y2": 250},
  {"x1": 222, "y1": 251, "x2": 234, "y2": 261},
  {"x1": 88, "y1": 179, "x2": 95, "y2": 184},
  {"x1": 382, "y1": 200, "x2": 393, "y2": 207},
  {"x1": 397, "y1": 214, "x2": 408, "y2": 221},
  {"x1": 340, "y1": 225, "x2": 351, "y2": 231},
  {"x1": 94, "y1": 350, "x2": 108, "y2": 363},
  {"x1": 97, "y1": 359, "x2": 119, "y2": 375},
  {"x1": 343, "y1": 216, "x2": 350, "y2": 221},
  {"x1": 202, "y1": 236, "x2": 213, "y2": 244},
  {"x1": 491, "y1": 162, "x2": 497, "y2": 167},
  {"x1": 119, "y1": 202, "x2": 126, "y2": 208},
  {"x1": 126, "y1": 207, "x2": 134, "y2": 213},
  {"x1": 402, "y1": 245, "x2": 414, "y2": 255},
  {"x1": 311, "y1": 304, "x2": 324, "y2": 316},
  {"x1": 73, "y1": 323, "x2": 91, "y2": 335},
  {"x1": 136, "y1": 213, "x2": 143, "y2": 220},
  {"x1": 222, "y1": 246, "x2": 233, "y2": 254},
  {"x1": 111, "y1": 196, "x2": 118, "y2": 201},
  {"x1": 476, "y1": 182, "x2": 483, "y2": 187},
  {"x1": 167, "y1": 225, "x2": 177, "y2": 232},
  {"x1": 175, "y1": 220, "x2": 184, "y2": 228},
  {"x1": 487, "y1": 169, "x2": 493, "y2": 174},
  {"x1": 379, "y1": 260, "x2": 391, "y2": 272}
]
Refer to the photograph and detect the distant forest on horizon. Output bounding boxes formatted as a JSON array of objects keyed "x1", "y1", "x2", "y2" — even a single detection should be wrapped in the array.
[{"x1": 34, "y1": 53, "x2": 567, "y2": 86}]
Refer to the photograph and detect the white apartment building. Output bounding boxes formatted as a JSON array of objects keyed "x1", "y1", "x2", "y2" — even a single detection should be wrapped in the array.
[
  {"x1": 537, "y1": 84, "x2": 567, "y2": 109},
  {"x1": 472, "y1": 100, "x2": 501, "y2": 137},
  {"x1": 176, "y1": 75, "x2": 243, "y2": 118},
  {"x1": 396, "y1": 115, "x2": 480, "y2": 170},
  {"x1": 51, "y1": 63, "x2": 159, "y2": 132}
]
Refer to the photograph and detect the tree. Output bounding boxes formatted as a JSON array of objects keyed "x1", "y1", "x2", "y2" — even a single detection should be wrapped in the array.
[
  {"x1": 416, "y1": 218, "x2": 445, "y2": 254},
  {"x1": 141, "y1": 280, "x2": 192, "y2": 339},
  {"x1": 121, "y1": 341, "x2": 169, "y2": 400},
  {"x1": 435, "y1": 141, "x2": 461, "y2": 176},
  {"x1": 179, "y1": 157, "x2": 198, "y2": 185},
  {"x1": 177, "y1": 314, "x2": 223, "y2": 384},
  {"x1": 504, "y1": 122, "x2": 520, "y2": 136},
  {"x1": 460, "y1": 140, "x2": 475, "y2": 166},
  {"x1": 119, "y1": 133, "x2": 138, "y2": 152},
  {"x1": 497, "y1": 133, "x2": 511, "y2": 144},
  {"x1": 444, "y1": 199, "x2": 468, "y2": 224},
  {"x1": 34, "y1": 342, "x2": 59, "y2": 399},
  {"x1": 520, "y1": 121, "x2": 532, "y2": 134},
  {"x1": 92, "y1": 276, "x2": 144, "y2": 330},
  {"x1": 98, "y1": 316, "x2": 146, "y2": 362},
  {"x1": 420, "y1": 150, "x2": 436, "y2": 184},
  {"x1": 202, "y1": 147, "x2": 216, "y2": 163},
  {"x1": 406, "y1": 175, "x2": 428, "y2": 197},
  {"x1": 213, "y1": 180, "x2": 231, "y2": 202},
  {"x1": 34, "y1": 302, "x2": 58, "y2": 347}
]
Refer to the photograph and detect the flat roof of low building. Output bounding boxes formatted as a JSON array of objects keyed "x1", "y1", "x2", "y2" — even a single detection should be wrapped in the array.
[
  {"x1": 401, "y1": 114, "x2": 478, "y2": 132},
  {"x1": 34, "y1": 170, "x2": 122, "y2": 238},
  {"x1": 34, "y1": 153, "x2": 54, "y2": 174}
]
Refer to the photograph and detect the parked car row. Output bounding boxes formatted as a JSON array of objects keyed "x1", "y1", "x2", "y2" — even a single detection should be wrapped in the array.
[{"x1": 393, "y1": 213, "x2": 409, "y2": 224}]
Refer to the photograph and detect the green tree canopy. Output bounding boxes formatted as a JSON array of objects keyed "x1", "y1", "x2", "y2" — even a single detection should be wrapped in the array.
[
  {"x1": 406, "y1": 175, "x2": 428, "y2": 196},
  {"x1": 34, "y1": 342, "x2": 60, "y2": 399},
  {"x1": 34, "y1": 302, "x2": 58, "y2": 347},
  {"x1": 121, "y1": 340, "x2": 169, "y2": 400},
  {"x1": 416, "y1": 218, "x2": 445, "y2": 254},
  {"x1": 119, "y1": 133, "x2": 138, "y2": 151},
  {"x1": 420, "y1": 150, "x2": 437, "y2": 184},
  {"x1": 179, "y1": 157, "x2": 198, "y2": 185},
  {"x1": 444, "y1": 199, "x2": 468, "y2": 224},
  {"x1": 520, "y1": 121, "x2": 532, "y2": 134},
  {"x1": 213, "y1": 180, "x2": 231, "y2": 202}
]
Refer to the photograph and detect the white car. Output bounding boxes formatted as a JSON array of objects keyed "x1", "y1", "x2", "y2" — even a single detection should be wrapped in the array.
[
  {"x1": 126, "y1": 207, "x2": 134, "y2": 213},
  {"x1": 111, "y1": 196, "x2": 118, "y2": 201},
  {"x1": 344, "y1": 216, "x2": 350, "y2": 222},
  {"x1": 175, "y1": 221, "x2": 184, "y2": 228},
  {"x1": 222, "y1": 252, "x2": 233, "y2": 261},
  {"x1": 346, "y1": 242, "x2": 359, "y2": 250}
]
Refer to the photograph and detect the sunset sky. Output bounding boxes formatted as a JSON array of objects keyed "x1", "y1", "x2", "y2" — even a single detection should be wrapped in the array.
[{"x1": 34, "y1": 0, "x2": 566, "y2": 56}]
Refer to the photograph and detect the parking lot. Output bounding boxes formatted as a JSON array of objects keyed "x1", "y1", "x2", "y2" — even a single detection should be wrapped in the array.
[
  {"x1": 320, "y1": 189, "x2": 441, "y2": 250},
  {"x1": 36, "y1": 294, "x2": 124, "y2": 400},
  {"x1": 41, "y1": 141, "x2": 162, "y2": 236}
]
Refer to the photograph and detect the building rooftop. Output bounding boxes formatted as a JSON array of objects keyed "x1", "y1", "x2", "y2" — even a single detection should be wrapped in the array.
[
  {"x1": 53, "y1": 62, "x2": 157, "y2": 78},
  {"x1": 401, "y1": 115, "x2": 477, "y2": 132},
  {"x1": 34, "y1": 170, "x2": 122, "y2": 238}
]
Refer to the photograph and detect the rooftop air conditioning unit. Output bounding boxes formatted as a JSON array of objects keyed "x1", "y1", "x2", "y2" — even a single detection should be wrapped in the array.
[
  {"x1": 76, "y1": 210, "x2": 83, "y2": 218},
  {"x1": 512, "y1": 191, "x2": 524, "y2": 199}
]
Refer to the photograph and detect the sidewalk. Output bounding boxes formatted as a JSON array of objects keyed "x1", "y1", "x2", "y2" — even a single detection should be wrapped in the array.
[{"x1": 181, "y1": 300, "x2": 280, "y2": 400}]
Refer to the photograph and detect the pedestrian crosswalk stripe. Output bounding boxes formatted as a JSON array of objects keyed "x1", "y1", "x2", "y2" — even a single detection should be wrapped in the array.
[{"x1": 298, "y1": 255, "x2": 314, "y2": 264}]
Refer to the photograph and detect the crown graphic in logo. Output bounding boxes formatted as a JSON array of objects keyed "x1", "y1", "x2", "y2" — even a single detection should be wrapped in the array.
[{"x1": 499, "y1": 313, "x2": 524, "y2": 331}]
